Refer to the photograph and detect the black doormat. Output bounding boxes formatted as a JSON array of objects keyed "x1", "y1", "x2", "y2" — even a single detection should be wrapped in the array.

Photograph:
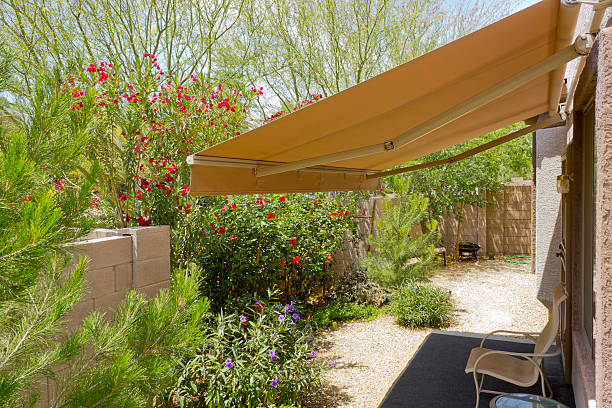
[{"x1": 378, "y1": 331, "x2": 575, "y2": 408}]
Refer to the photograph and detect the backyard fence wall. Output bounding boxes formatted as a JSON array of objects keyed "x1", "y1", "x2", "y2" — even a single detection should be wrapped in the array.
[
  {"x1": 65, "y1": 225, "x2": 172, "y2": 328},
  {"x1": 38, "y1": 226, "x2": 171, "y2": 405},
  {"x1": 331, "y1": 180, "x2": 532, "y2": 276},
  {"x1": 438, "y1": 179, "x2": 532, "y2": 256}
]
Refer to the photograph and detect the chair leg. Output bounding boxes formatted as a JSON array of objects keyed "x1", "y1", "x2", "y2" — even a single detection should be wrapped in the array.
[
  {"x1": 473, "y1": 372, "x2": 484, "y2": 408},
  {"x1": 543, "y1": 370, "x2": 554, "y2": 398}
]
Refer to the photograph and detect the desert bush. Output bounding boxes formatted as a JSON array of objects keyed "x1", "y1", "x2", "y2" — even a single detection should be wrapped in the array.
[
  {"x1": 167, "y1": 292, "x2": 321, "y2": 408},
  {"x1": 391, "y1": 281, "x2": 453, "y2": 328},
  {"x1": 363, "y1": 182, "x2": 440, "y2": 287}
]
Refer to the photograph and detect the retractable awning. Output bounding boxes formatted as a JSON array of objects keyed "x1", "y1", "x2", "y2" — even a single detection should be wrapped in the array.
[{"x1": 188, "y1": 0, "x2": 584, "y2": 196}]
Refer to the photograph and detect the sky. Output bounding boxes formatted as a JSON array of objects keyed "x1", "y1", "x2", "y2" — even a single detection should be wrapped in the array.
[{"x1": 443, "y1": 0, "x2": 540, "y2": 13}]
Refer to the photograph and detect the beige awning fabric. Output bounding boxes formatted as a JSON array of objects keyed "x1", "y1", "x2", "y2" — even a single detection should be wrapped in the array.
[{"x1": 189, "y1": 0, "x2": 581, "y2": 196}]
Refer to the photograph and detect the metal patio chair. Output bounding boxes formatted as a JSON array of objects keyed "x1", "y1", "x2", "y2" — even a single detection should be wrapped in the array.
[{"x1": 464, "y1": 283, "x2": 567, "y2": 407}]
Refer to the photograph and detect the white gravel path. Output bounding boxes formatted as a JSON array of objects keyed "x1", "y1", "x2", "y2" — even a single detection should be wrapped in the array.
[{"x1": 304, "y1": 260, "x2": 547, "y2": 408}]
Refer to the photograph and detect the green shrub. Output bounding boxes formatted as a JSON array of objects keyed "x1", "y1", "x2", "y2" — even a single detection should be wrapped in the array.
[
  {"x1": 176, "y1": 193, "x2": 362, "y2": 308},
  {"x1": 310, "y1": 299, "x2": 381, "y2": 328},
  {"x1": 167, "y1": 292, "x2": 322, "y2": 408},
  {"x1": 391, "y1": 282, "x2": 453, "y2": 328},
  {"x1": 363, "y1": 182, "x2": 440, "y2": 288}
]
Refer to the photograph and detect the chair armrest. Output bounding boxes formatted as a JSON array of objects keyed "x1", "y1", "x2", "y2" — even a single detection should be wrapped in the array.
[
  {"x1": 480, "y1": 330, "x2": 540, "y2": 347},
  {"x1": 473, "y1": 347, "x2": 561, "y2": 374}
]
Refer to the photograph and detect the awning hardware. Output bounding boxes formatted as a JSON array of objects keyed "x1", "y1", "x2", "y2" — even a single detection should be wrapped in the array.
[{"x1": 366, "y1": 112, "x2": 563, "y2": 179}]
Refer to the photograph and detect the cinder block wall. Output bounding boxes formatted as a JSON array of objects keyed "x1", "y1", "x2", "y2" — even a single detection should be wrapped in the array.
[
  {"x1": 331, "y1": 184, "x2": 532, "y2": 277},
  {"x1": 37, "y1": 226, "x2": 171, "y2": 406},
  {"x1": 65, "y1": 225, "x2": 171, "y2": 327},
  {"x1": 439, "y1": 181, "x2": 532, "y2": 256}
]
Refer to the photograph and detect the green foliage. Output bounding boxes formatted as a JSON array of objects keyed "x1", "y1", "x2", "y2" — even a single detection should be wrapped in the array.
[
  {"x1": 167, "y1": 292, "x2": 321, "y2": 408},
  {"x1": 0, "y1": 67, "x2": 210, "y2": 407},
  {"x1": 388, "y1": 124, "x2": 531, "y2": 220},
  {"x1": 50, "y1": 264, "x2": 209, "y2": 407},
  {"x1": 391, "y1": 281, "x2": 453, "y2": 328},
  {"x1": 309, "y1": 299, "x2": 381, "y2": 329},
  {"x1": 176, "y1": 193, "x2": 360, "y2": 308},
  {"x1": 364, "y1": 184, "x2": 440, "y2": 288}
]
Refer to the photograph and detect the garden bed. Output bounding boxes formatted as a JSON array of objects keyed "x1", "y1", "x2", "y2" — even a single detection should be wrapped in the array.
[{"x1": 305, "y1": 260, "x2": 547, "y2": 408}]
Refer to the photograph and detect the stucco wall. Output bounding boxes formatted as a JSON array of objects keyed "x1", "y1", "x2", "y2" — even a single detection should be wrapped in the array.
[
  {"x1": 534, "y1": 124, "x2": 565, "y2": 309},
  {"x1": 595, "y1": 25, "x2": 612, "y2": 408}
]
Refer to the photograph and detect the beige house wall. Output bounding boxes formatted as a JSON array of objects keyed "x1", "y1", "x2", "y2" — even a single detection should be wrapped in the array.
[{"x1": 594, "y1": 24, "x2": 612, "y2": 408}]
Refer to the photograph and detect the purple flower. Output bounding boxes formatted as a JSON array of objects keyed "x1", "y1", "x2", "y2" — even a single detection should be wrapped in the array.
[
  {"x1": 269, "y1": 350, "x2": 276, "y2": 360},
  {"x1": 284, "y1": 304, "x2": 291, "y2": 313},
  {"x1": 292, "y1": 313, "x2": 300, "y2": 320},
  {"x1": 331, "y1": 362, "x2": 337, "y2": 368},
  {"x1": 306, "y1": 322, "x2": 311, "y2": 327},
  {"x1": 311, "y1": 351, "x2": 316, "y2": 358},
  {"x1": 240, "y1": 315, "x2": 247, "y2": 323},
  {"x1": 278, "y1": 315, "x2": 285, "y2": 323},
  {"x1": 276, "y1": 304, "x2": 283, "y2": 309},
  {"x1": 225, "y1": 358, "x2": 233, "y2": 368},
  {"x1": 271, "y1": 378, "x2": 279, "y2": 387}
]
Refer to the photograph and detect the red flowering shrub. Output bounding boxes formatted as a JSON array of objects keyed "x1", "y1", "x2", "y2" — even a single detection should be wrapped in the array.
[
  {"x1": 174, "y1": 193, "x2": 360, "y2": 308},
  {"x1": 65, "y1": 56, "x2": 257, "y2": 228}
]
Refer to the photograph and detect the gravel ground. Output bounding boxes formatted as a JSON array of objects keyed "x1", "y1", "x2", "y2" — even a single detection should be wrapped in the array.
[{"x1": 304, "y1": 259, "x2": 548, "y2": 408}]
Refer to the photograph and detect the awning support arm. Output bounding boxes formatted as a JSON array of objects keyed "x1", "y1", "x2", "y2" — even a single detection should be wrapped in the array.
[
  {"x1": 365, "y1": 112, "x2": 563, "y2": 179},
  {"x1": 255, "y1": 35, "x2": 592, "y2": 178}
]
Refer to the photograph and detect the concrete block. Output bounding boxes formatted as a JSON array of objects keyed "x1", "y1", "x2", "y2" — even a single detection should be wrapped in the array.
[
  {"x1": 504, "y1": 244, "x2": 531, "y2": 255},
  {"x1": 504, "y1": 225, "x2": 531, "y2": 237},
  {"x1": 503, "y1": 235, "x2": 531, "y2": 246},
  {"x1": 65, "y1": 298, "x2": 94, "y2": 329},
  {"x1": 505, "y1": 209, "x2": 531, "y2": 220},
  {"x1": 94, "y1": 290, "x2": 128, "y2": 316},
  {"x1": 504, "y1": 200, "x2": 531, "y2": 211},
  {"x1": 137, "y1": 280, "x2": 170, "y2": 298},
  {"x1": 114, "y1": 262, "x2": 133, "y2": 292},
  {"x1": 133, "y1": 256, "x2": 171, "y2": 288},
  {"x1": 119, "y1": 225, "x2": 170, "y2": 261},
  {"x1": 84, "y1": 266, "x2": 115, "y2": 298},
  {"x1": 68, "y1": 236, "x2": 132, "y2": 270}
]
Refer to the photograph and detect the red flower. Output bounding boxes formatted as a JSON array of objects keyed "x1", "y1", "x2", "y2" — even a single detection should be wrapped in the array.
[
  {"x1": 215, "y1": 226, "x2": 226, "y2": 234},
  {"x1": 184, "y1": 204, "x2": 191, "y2": 214},
  {"x1": 292, "y1": 256, "x2": 300, "y2": 264},
  {"x1": 266, "y1": 213, "x2": 275, "y2": 220},
  {"x1": 137, "y1": 216, "x2": 152, "y2": 226},
  {"x1": 254, "y1": 303, "x2": 262, "y2": 312},
  {"x1": 327, "y1": 254, "x2": 333, "y2": 262},
  {"x1": 278, "y1": 196, "x2": 286, "y2": 202},
  {"x1": 314, "y1": 200, "x2": 317, "y2": 205},
  {"x1": 331, "y1": 212, "x2": 337, "y2": 217},
  {"x1": 231, "y1": 202, "x2": 237, "y2": 211},
  {"x1": 181, "y1": 185, "x2": 190, "y2": 196},
  {"x1": 136, "y1": 191, "x2": 142, "y2": 200},
  {"x1": 288, "y1": 237, "x2": 297, "y2": 246},
  {"x1": 230, "y1": 233, "x2": 237, "y2": 241},
  {"x1": 281, "y1": 258, "x2": 286, "y2": 265}
]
